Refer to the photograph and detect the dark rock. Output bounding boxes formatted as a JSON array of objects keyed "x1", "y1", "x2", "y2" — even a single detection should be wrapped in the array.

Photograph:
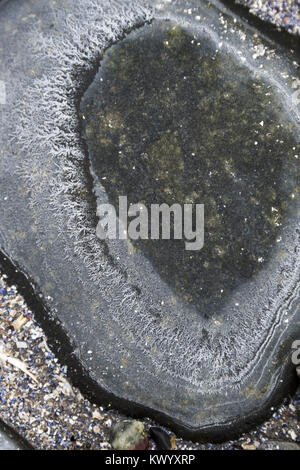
[
  {"x1": 110, "y1": 420, "x2": 149, "y2": 450},
  {"x1": 0, "y1": 0, "x2": 299, "y2": 441},
  {"x1": 150, "y1": 427, "x2": 172, "y2": 450}
]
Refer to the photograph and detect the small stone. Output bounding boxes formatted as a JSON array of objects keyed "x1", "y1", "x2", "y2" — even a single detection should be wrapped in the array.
[
  {"x1": 241, "y1": 441, "x2": 257, "y2": 450},
  {"x1": 170, "y1": 435, "x2": 177, "y2": 450},
  {"x1": 150, "y1": 427, "x2": 172, "y2": 450},
  {"x1": 288, "y1": 429, "x2": 297, "y2": 441},
  {"x1": 12, "y1": 315, "x2": 29, "y2": 331},
  {"x1": 92, "y1": 410, "x2": 102, "y2": 420},
  {"x1": 93, "y1": 425, "x2": 101, "y2": 434},
  {"x1": 110, "y1": 420, "x2": 149, "y2": 450}
]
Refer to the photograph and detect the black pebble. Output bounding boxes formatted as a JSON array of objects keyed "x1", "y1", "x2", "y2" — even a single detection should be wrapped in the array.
[{"x1": 150, "y1": 427, "x2": 171, "y2": 450}]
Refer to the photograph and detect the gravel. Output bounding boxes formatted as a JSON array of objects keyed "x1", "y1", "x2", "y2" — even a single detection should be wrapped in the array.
[{"x1": 235, "y1": 0, "x2": 300, "y2": 35}]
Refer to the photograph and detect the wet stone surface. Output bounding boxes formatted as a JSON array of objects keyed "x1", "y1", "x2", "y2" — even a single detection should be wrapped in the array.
[
  {"x1": 81, "y1": 20, "x2": 300, "y2": 318},
  {"x1": 0, "y1": 0, "x2": 299, "y2": 441},
  {"x1": 0, "y1": 421, "x2": 30, "y2": 450}
]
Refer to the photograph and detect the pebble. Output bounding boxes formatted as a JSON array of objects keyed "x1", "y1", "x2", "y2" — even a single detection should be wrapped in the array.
[
  {"x1": 110, "y1": 420, "x2": 149, "y2": 450},
  {"x1": 149, "y1": 427, "x2": 172, "y2": 450}
]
